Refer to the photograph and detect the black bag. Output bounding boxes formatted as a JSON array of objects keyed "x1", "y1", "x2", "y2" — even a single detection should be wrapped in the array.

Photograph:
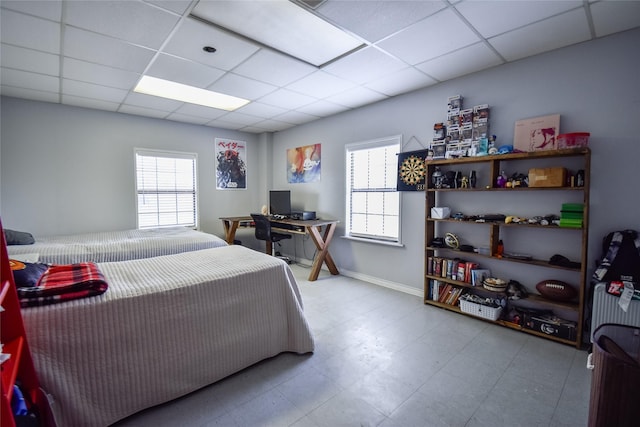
[
  {"x1": 583, "y1": 230, "x2": 640, "y2": 345},
  {"x1": 594, "y1": 230, "x2": 640, "y2": 283}
]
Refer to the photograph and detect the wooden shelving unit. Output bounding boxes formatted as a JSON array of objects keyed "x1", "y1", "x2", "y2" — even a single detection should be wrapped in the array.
[
  {"x1": 1, "y1": 220, "x2": 56, "y2": 427},
  {"x1": 424, "y1": 148, "x2": 590, "y2": 348}
]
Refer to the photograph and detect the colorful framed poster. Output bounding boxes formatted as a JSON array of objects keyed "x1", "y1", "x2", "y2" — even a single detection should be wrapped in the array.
[
  {"x1": 397, "y1": 149, "x2": 428, "y2": 191},
  {"x1": 287, "y1": 144, "x2": 321, "y2": 183},
  {"x1": 215, "y1": 138, "x2": 247, "y2": 189}
]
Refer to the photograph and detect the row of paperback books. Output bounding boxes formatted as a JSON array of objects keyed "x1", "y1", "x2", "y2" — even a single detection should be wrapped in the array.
[
  {"x1": 427, "y1": 280, "x2": 465, "y2": 306},
  {"x1": 427, "y1": 256, "x2": 489, "y2": 285}
]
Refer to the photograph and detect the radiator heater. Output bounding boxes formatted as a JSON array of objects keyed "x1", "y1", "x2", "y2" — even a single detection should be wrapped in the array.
[{"x1": 591, "y1": 282, "x2": 640, "y2": 342}]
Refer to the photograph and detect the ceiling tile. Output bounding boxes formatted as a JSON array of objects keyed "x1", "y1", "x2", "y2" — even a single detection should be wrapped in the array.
[
  {"x1": 416, "y1": 42, "x2": 503, "y2": 81},
  {"x1": 213, "y1": 111, "x2": 263, "y2": 126},
  {"x1": 1, "y1": 44, "x2": 59, "y2": 76},
  {"x1": 122, "y1": 91, "x2": 183, "y2": 111},
  {"x1": 1, "y1": 0, "x2": 62, "y2": 21},
  {"x1": 208, "y1": 73, "x2": 277, "y2": 101},
  {"x1": 489, "y1": 8, "x2": 591, "y2": 61},
  {"x1": 62, "y1": 94, "x2": 120, "y2": 112},
  {"x1": 144, "y1": 0, "x2": 192, "y2": 16},
  {"x1": 248, "y1": 119, "x2": 295, "y2": 132},
  {"x1": 323, "y1": 46, "x2": 408, "y2": 84},
  {"x1": 590, "y1": 0, "x2": 640, "y2": 37},
  {"x1": 1, "y1": 85, "x2": 60, "y2": 103},
  {"x1": 455, "y1": 0, "x2": 582, "y2": 38},
  {"x1": 63, "y1": 57, "x2": 139, "y2": 90},
  {"x1": 273, "y1": 110, "x2": 319, "y2": 125},
  {"x1": 118, "y1": 104, "x2": 170, "y2": 119},
  {"x1": 192, "y1": 0, "x2": 363, "y2": 67},
  {"x1": 1, "y1": 0, "x2": 636, "y2": 134},
  {"x1": 286, "y1": 70, "x2": 356, "y2": 98},
  {"x1": 258, "y1": 88, "x2": 317, "y2": 110},
  {"x1": 146, "y1": 53, "x2": 225, "y2": 87},
  {"x1": 2, "y1": 68, "x2": 59, "y2": 93},
  {"x1": 63, "y1": 79, "x2": 128, "y2": 103},
  {"x1": 365, "y1": 67, "x2": 437, "y2": 96},
  {"x1": 296, "y1": 100, "x2": 347, "y2": 117},
  {"x1": 231, "y1": 49, "x2": 316, "y2": 87},
  {"x1": 65, "y1": 0, "x2": 180, "y2": 50},
  {"x1": 325, "y1": 86, "x2": 388, "y2": 108},
  {"x1": 1, "y1": 9, "x2": 60, "y2": 53},
  {"x1": 165, "y1": 112, "x2": 211, "y2": 125},
  {"x1": 377, "y1": 8, "x2": 479, "y2": 65},
  {"x1": 316, "y1": 0, "x2": 447, "y2": 43},
  {"x1": 172, "y1": 103, "x2": 227, "y2": 120},
  {"x1": 64, "y1": 26, "x2": 155, "y2": 72},
  {"x1": 204, "y1": 118, "x2": 246, "y2": 130},
  {"x1": 235, "y1": 102, "x2": 289, "y2": 119},
  {"x1": 162, "y1": 17, "x2": 260, "y2": 71}
]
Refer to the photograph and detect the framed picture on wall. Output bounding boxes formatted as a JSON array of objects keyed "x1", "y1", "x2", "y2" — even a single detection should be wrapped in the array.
[
  {"x1": 215, "y1": 138, "x2": 247, "y2": 189},
  {"x1": 287, "y1": 144, "x2": 321, "y2": 183}
]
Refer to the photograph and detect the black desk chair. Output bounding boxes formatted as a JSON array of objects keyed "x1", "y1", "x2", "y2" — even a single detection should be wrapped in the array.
[{"x1": 250, "y1": 214, "x2": 292, "y2": 256}]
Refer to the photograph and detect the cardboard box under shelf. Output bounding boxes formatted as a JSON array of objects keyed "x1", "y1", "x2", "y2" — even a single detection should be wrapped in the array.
[{"x1": 528, "y1": 167, "x2": 567, "y2": 188}]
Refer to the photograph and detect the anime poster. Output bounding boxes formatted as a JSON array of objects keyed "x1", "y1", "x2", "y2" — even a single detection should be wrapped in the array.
[
  {"x1": 215, "y1": 138, "x2": 247, "y2": 189},
  {"x1": 287, "y1": 144, "x2": 321, "y2": 183}
]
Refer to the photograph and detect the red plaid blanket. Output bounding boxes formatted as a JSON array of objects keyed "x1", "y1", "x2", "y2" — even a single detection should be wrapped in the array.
[{"x1": 18, "y1": 262, "x2": 108, "y2": 307}]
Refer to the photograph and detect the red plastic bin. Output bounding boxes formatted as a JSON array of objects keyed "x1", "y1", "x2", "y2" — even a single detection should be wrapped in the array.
[{"x1": 557, "y1": 132, "x2": 590, "y2": 148}]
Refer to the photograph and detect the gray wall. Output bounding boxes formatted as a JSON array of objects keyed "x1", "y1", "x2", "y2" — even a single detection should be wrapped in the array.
[
  {"x1": 0, "y1": 99, "x2": 263, "y2": 242},
  {"x1": 1, "y1": 28, "x2": 639, "y2": 294},
  {"x1": 270, "y1": 27, "x2": 640, "y2": 292}
]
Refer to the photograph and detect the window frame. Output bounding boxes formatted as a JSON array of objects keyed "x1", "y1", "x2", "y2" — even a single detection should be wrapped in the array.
[
  {"x1": 134, "y1": 148, "x2": 199, "y2": 230},
  {"x1": 344, "y1": 134, "x2": 402, "y2": 245}
]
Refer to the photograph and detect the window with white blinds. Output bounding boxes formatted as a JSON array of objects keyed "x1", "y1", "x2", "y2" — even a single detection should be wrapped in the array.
[
  {"x1": 345, "y1": 135, "x2": 401, "y2": 243},
  {"x1": 135, "y1": 149, "x2": 198, "y2": 229}
]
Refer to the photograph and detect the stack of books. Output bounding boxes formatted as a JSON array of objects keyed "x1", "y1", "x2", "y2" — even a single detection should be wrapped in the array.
[{"x1": 559, "y1": 203, "x2": 584, "y2": 228}]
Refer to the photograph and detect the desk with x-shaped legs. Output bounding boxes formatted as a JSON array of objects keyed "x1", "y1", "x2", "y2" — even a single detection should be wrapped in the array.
[{"x1": 219, "y1": 216, "x2": 339, "y2": 282}]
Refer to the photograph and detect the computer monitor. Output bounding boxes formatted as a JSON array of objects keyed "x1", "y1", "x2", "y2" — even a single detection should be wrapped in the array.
[{"x1": 269, "y1": 190, "x2": 291, "y2": 217}]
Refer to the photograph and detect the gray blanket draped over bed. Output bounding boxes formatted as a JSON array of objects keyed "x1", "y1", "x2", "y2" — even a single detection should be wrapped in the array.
[
  {"x1": 7, "y1": 226, "x2": 228, "y2": 264},
  {"x1": 21, "y1": 245, "x2": 315, "y2": 427}
]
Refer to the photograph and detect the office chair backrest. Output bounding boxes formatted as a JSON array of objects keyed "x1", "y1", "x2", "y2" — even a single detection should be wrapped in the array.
[{"x1": 251, "y1": 214, "x2": 271, "y2": 241}]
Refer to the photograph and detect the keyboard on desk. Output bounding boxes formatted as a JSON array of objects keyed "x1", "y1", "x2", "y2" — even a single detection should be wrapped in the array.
[{"x1": 272, "y1": 221, "x2": 306, "y2": 233}]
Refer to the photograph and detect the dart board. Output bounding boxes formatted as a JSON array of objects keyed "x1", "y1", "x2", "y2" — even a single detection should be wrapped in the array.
[{"x1": 399, "y1": 154, "x2": 426, "y2": 187}]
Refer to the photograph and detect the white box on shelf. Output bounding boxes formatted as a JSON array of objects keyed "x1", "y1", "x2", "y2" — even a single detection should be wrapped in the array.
[{"x1": 431, "y1": 207, "x2": 451, "y2": 219}]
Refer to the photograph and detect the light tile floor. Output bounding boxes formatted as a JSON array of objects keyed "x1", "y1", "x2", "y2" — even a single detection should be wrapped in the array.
[{"x1": 113, "y1": 263, "x2": 592, "y2": 427}]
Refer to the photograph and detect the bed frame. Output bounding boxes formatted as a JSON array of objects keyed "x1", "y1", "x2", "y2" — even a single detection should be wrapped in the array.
[
  {"x1": 7, "y1": 226, "x2": 228, "y2": 264},
  {"x1": 4, "y1": 224, "x2": 314, "y2": 426}
]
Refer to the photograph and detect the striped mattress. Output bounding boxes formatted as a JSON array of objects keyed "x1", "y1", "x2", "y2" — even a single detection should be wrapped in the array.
[
  {"x1": 21, "y1": 245, "x2": 315, "y2": 427},
  {"x1": 7, "y1": 226, "x2": 227, "y2": 264}
]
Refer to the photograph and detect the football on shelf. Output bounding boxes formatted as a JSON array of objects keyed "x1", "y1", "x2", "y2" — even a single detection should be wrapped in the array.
[{"x1": 536, "y1": 280, "x2": 577, "y2": 301}]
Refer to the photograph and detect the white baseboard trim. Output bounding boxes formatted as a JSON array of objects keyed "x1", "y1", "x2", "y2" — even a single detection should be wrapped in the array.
[
  {"x1": 292, "y1": 257, "x2": 422, "y2": 298},
  {"x1": 340, "y1": 268, "x2": 423, "y2": 298}
]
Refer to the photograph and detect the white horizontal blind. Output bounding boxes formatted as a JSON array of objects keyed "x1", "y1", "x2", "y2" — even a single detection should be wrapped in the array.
[
  {"x1": 135, "y1": 149, "x2": 198, "y2": 229},
  {"x1": 346, "y1": 135, "x2": 400, "y2": 242}
]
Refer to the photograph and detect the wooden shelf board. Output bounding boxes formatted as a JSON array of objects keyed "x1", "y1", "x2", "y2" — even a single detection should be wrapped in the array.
[
  {"x1": 423, "y1": 300, "x2": 578, "y2": 346},
  {"x1": 426, "y1": 147, "x2": 590, "y2": 166},
  {"x1": 425, "y1": 247, "x2": 581, "y2": 272}
]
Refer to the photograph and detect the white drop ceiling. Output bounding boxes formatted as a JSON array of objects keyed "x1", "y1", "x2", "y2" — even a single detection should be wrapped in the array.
[{"x1": 1, "y1": 0, "x2": 639, "y2": 134}]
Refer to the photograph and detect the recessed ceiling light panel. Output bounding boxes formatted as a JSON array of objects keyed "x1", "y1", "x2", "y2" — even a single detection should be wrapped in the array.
[
  {"x1": 191, "y1": 0, "x2": 364, "y2": 67},
  {"x1": 134, "y1": 75, "x2": 250, "y2": 111}
]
